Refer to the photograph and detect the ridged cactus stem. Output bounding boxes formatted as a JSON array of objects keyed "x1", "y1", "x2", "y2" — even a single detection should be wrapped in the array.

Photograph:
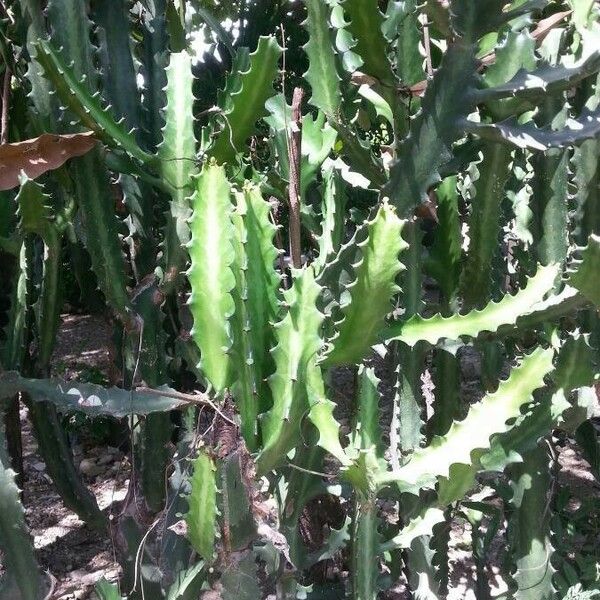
[
  {"x1": 506, "y1": 444, "x2": 555, "y2": 599},
  {"x1": 351, "y1": 367, "x2": 382, "y2": 600},
  {"x1": 351, "y1": 496, "x2": 379, "y2": 600},
  {"x1": 427, "y1": 349, "x2": 460, "y2": 439},
  {"x1": 426, "y1": 173, "x2": 462, "y2": 439},
  {"x1": 573, "y1": 74, "x2": 600, "y2": 346},
  {"x1": 530, "y1": 32, "x2": 570, "y2": 278},
  {"x1": 282, "y1": 443, "x2": 327, "y2": 568},
  {"x1": 461, "y1": 143, "x2": 512, "y2": 310},
  {"x1": 530, "y1": 102, "x2": 570, "y2": 272},
  {"x1": 391, "y1": 220, "x2": 440, "y2": 597},
  {"x1": 392, "y1": 220, "x2": 425, "y2": 454},
  {"x1": 0, "y1": 422, "x2": 44, "y2": 600},
  {"x1": 140, "y1": 0, "x2": 168, "y2": 151},
  {"x1": 127, "y1": 283, "x2": 172, "y2": 513},
  {"x1": 461, "y1": 142, "x2": 512, "y2": 391},
  {"x1": 2, "y1": 242, "x2": 28, "y2": 482}
]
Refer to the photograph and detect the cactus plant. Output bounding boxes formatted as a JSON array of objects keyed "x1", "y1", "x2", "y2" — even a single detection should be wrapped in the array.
[{"x1": 0, "y1": 0, "x2": 599, "y2": 598}]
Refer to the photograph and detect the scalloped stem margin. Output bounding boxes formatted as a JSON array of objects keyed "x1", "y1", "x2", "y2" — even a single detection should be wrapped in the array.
[
  {"x1": 384, "y1": 263, "x2": 561, "y2": 346},
  {"x1": 187, "y1": 163, "x2": 236, "y2": 393},
  {"x1": 375, "y1": 347, "x2": 554, "y2": 493}
]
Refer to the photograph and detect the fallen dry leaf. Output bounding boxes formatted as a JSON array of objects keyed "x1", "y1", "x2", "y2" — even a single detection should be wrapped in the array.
[{"x1": 0, "y1": 131, "x2": 97, "y2": 190}]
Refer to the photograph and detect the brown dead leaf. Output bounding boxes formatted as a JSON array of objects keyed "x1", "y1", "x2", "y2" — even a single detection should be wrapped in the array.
[
  {"x1": 530, "y1": 10, "x2": 572, "y2": 45},
  {"x1": 0, "y1": 131, "x2": 97, "y2": 190}
]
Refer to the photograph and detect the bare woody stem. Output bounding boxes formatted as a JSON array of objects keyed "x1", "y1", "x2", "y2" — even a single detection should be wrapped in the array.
[
  {"x1": 134, "y1": 386, "x2": 238, "y2": 427},
  {"x1": 287, "y1": 86, "x2": 304, "y2": 269},
  {"x1": 1, "y1": 68, "x2": 11, "y2": 144}
]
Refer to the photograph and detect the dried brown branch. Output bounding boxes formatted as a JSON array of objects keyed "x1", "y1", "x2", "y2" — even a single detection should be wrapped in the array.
[
  {"x1": 287, "y1": 87, "x2": 304, "y2": 269},
  {"x1": 1, "y1": 68, "x2": 11, "y2": 144},
  {"x1": 134, "y1": 386, "x2": 238, "y2": 427}
]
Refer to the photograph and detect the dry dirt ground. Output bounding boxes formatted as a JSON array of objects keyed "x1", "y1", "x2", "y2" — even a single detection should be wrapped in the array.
[
  {"x1": 9, "y1": 314, "x2": 600, "y2": 599},
  {"x1": 22, "y1": 313, "x2": 130, "y2": 599}
]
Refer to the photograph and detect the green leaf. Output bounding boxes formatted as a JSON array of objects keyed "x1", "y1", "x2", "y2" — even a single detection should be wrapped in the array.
[
  {"x1": 210, "y1": 36, "x2": 282, "y2": 164},
  {"x1": 188, "y1": 162, "x2": 236, "y2": 392},
  {"x1": 357, "y1": 84, "x2": 394, "y2": 127},
  {"x1": 0, "y1": 372, "x2": 189, "y2": 417},
  {"x1": 186, "y1": 452, "x2": 217, "y2": 562},
  {"x1": 257, "y1": 267, "x2": 324, "y2": 474},
  {"x1": 33, "y1": 40, "x2": 153, "y2": 164},
  {"x1": 303, "y1": 0, "x2": 342, "y2": 116},
  {"x1": 323, "y1": 202, "x2": 406, "y2": 365},
  {"x1": 376, "y1": 347, "x2": 555, "y2": 493},
  {"x1": 385, "y1": 263, "x2": 561, "y2": 346}
]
